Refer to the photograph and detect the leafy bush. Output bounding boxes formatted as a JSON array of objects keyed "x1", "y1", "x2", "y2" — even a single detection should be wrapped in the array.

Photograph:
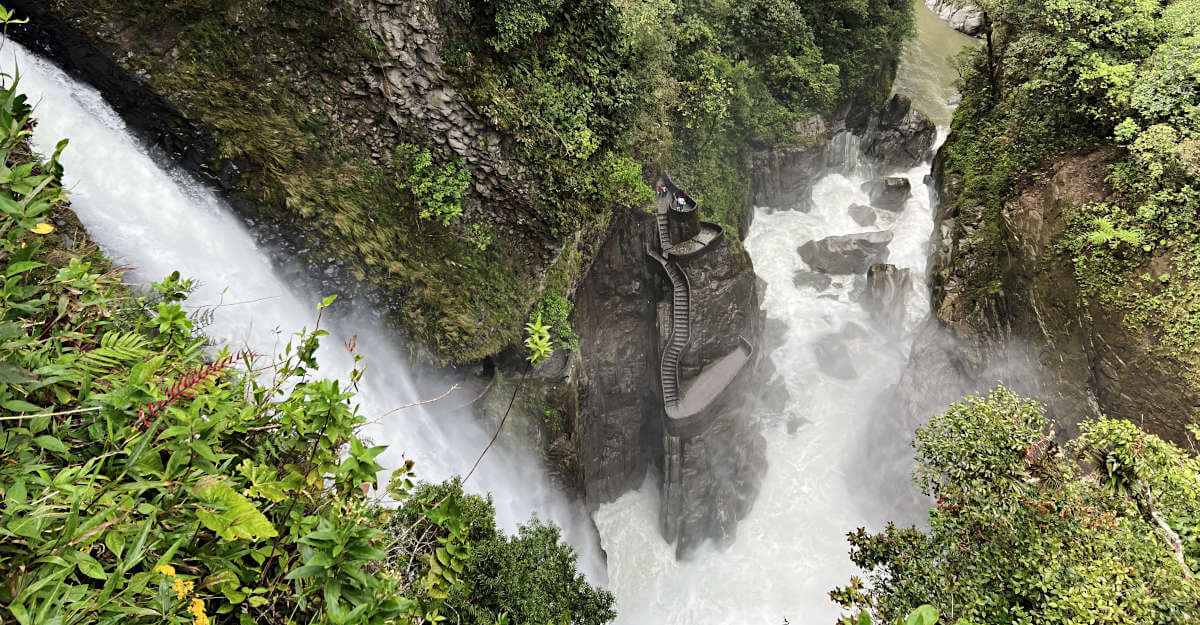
[
  {"x1": 532, "y1": 292, "x2": 576, "y2": 352},
  {"x1": 833, "y1": 387, "x2": 1200, "y2": 624},
  {"x1": 396, "y1": 144, "x2": 472, "y2": 226},
  {"x1": 385, "y1": 480, "x2": 615, "y2": 625}
]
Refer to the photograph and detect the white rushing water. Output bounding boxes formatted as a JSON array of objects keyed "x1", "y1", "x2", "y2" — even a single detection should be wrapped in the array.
[
  {"x1": 594, "y1": 3, "x2": 977, "y2": 623},
  {"x1": 7, "y1": 41, "x2": 605, "y2": 579}
]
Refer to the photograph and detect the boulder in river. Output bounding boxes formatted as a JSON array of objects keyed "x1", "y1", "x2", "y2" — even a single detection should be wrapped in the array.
[
  {"x1": 865, "y1": 263, "x2": 913, "y2": 333},
  {"x1": 798, "y1": 230, "x2": 893, "y2": 275},
  {"x1": 793, "y1": 270, "x2": 834, "y2": 291},
  {"x1": 862, "y1": 177, "x2": 911, "y2": 212},
  {"x1": 813, "y1": 334, "x2": 857, "y2": 380},
  {"x1": 848, "y1": 203, "x2": 877, "y2": 227}
]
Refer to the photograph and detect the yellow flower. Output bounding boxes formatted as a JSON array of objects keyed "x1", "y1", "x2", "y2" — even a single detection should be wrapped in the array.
[
  {"x1": 172, "y1": 577, "x2": 195, "y2": 600},
  {"x1": 28, "y1": 223, "x2": 54, "y2": 235},
  {"x1": 155, "y1": 564, "x2": 176, "y2": 577},
  {"x1": 188, "y1": 598, "x2": 210, "y2": 625}
]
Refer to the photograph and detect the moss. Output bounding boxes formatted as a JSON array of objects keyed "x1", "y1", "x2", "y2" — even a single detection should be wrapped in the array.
[{"x1": 47, "y1": 0, "x2": 555, "y2": 362}]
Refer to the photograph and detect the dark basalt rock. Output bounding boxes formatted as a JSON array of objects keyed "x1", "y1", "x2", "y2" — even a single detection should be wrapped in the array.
[
  {"x1": 848, "y1": 203, "x2": 877, "y2": 226},
  {"x1": 750, "y1": 115, "x2": 829, "y2": 212},
  {"x1": 863, "y1": 177, "x2": 912, "y2": 211},
  {"x1": 857, "y1": 94, "x2": 936, "y2": 169},
  {"x1": 798, "y1": 231, "x2": 893, "y2": 275},
  {"x1": 865, "y1": 263, "x2": 913, "y2": 333}
]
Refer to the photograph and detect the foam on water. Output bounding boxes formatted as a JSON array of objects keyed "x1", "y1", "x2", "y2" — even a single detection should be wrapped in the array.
[{"x1": 595, "y1": 2, "x2": 974, "y2": 620}]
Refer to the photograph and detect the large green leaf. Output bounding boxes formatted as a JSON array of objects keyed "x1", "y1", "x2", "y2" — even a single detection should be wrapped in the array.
[{"x1": 193, "y1": 476, "x2": 278, "y2": 542}]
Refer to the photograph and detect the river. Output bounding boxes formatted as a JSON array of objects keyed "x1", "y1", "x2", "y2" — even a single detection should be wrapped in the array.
[{"x1": 593, "y1": 3, "x2": 977, "y2": 623}]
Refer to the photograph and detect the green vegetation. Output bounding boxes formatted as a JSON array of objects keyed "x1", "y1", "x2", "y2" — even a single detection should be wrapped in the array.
[
  {"x1": 447, "y1": 0, "x2": 913, "y2": 241},
  {"x1": 0, "y1": 55, "x2": 605, "y2": 624},
  {"x1": 532, "y1": 293, "x2": 576, "y2": 352},
  {"x1": 940, "y1": 0, "x2": 1200, "y2": 364},
  {"x1": 844, "y1": 604, "x2": 968, "y2": 625},
  {"x1": 385, "y1": 480, "x2": 614, "y2": 625},
  {"x1": 662, "y1": 0, "x2": 912, "y2": 236},
  {"x1": 396, "y1": 145, "x2": 472, "y2": 226},
  {"x1": 834, "y1": 387, "x2": 1200, "y2": 624}
]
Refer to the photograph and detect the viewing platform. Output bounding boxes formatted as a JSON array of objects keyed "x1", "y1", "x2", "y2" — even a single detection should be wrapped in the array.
[{"x1": 664, "y1": 338, "x2": 754, "y2": 438}]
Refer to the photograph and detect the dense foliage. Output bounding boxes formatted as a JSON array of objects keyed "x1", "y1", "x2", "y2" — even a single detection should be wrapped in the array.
[
  {"x1": 941, "y1": 0, "x2": 1200, "y2": 364},
  {"x1": 0, "y1": 55, "x2": 606, "y2": 625},
  {"x1": 446, "y1": 0, "x2": 913, "y2": 237},
  {"x1": 834, "y1": 387, "x2": 1200, "y2": 624},
  {"x1": 384, "y1": 480, "x2": 614, "y2": 625}
]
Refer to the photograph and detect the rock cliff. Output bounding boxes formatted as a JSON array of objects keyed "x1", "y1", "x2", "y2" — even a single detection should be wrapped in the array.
[
  {"x1": 752, "y1": 94, "x2": 935, "y2": 212},
  {"x1": 896, "y1": 144, "x2": 1198, "y2": 444},
  {"x1": 924, "y1": 0, "x2": 986, "y2": 37}
]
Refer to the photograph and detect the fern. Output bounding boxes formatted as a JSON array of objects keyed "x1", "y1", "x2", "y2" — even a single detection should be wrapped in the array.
[
  {"x1": 1087, "y1": 217, "x2": 1144, "y2": 248},
  {"x1": 80, "y1": 331, "x2": 150, "y2": 372}
]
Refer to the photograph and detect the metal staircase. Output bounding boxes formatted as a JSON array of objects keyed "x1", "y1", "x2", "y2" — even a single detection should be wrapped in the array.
[
  {"x1": 657, "y1": 256, "x2": 690, "y2": 407},
  {"x1": 655, "y1": 211, "x2": 673, "y2": 257}
]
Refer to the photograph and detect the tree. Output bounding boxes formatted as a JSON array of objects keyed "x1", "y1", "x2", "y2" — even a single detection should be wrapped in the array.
[
  {"x1": 386, "y1": 480, "x2": 615, "y2": 625},
  {"x1": 833, "y1": 387, "x2": 1200, "y2": 624}
]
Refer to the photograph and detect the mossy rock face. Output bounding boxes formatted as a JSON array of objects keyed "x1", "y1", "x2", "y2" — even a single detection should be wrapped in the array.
[
  {"x1": 13, "y1": 0, "x2": 620, "y2": 364},
  {"x1": 927, "y1": 136, "x2": 1200, "y2": 444}
]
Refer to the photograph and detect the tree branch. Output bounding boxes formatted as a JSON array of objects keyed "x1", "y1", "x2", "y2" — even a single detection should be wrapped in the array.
[{"x1": 1138, "y1": 481, "x2": 1193, "y2": 580}]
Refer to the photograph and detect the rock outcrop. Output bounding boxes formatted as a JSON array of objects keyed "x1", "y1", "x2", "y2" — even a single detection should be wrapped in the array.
[
  {"x1": 799, "y1": 231, "x2": 893, "y2": 275},
  {"x1": 924, "y1": 0, "x2": 986, "y2": 37},
  {"x1": 751, "y1": 95, "x2": 935, "y2": 212},
  {"x1": 572, "y1": 211, "x2": 664, "y2": 504},
  {"x1": 865, "y1": 263, "x2": 912, "y2": 332},
  {"x1": 856, "y1": 94, "x2": 937, "y2": 169},
  {"x1": 750, "y1": 116, "x2": 831, "y2": 212},
  {"x1": 864, "y1": 177, "x2": 912, "y2": 211},
  {"x1": 896, "y1": 143, "x2": 1198, "y2": 444}
]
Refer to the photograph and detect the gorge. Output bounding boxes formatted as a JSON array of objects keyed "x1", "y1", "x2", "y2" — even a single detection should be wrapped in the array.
[{"x1": 3, "y1": 0, "x2": 1199, "y2": 623}]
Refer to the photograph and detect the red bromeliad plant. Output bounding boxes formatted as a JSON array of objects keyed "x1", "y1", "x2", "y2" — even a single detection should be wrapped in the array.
[{"x1": 136, "y1": 350, "x2": 257, "y2": 428}]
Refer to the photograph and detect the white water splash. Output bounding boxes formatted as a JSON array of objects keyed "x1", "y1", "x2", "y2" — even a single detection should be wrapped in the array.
[
  {"x1": 595, "y1": 1, "x2": 973, "y2": 621},
  {"x1": 8, "y1": 41, "x2": 605, "y2": 580}
]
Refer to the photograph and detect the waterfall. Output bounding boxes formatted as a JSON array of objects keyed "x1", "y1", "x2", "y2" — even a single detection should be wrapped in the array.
[
  {"x1": 7, "y1": 40, "x2": 606, "y2": 581},
  {"x1": 593, "y1": 2, "x2": 977, "y2": 622}
]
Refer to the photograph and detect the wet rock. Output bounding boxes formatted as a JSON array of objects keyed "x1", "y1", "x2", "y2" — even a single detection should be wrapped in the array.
[
  {"x1": 848, "y1": 275, "x2": 869, "y2": 303},
  {"x1": 798, "y1": 231, "x2": 893, "y2": 274},
  {"x1": 750, "y1": 116, "x2": 830, "y2": 211},
  {"x1": 793, "y1": 270, "x2": 834, "y2": 291},
  {"x1": 848, "y1": 203, "x2": 877, "y2": 226},
  {"x1": 865, "y1": 263, "x2": 913, "y2": 333},
  {"x1": 863, "y1": 177, "x2": 911, "y2": 211},
  {"x1": 813, "y1": 335, "x2": 857, "y2": 379},
  {"x1": 858, "y1": 95, "x2": 936, "y2": 168},
  {"x1": 925, "y1": 0, "x2": 987, "y2": 36}
]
